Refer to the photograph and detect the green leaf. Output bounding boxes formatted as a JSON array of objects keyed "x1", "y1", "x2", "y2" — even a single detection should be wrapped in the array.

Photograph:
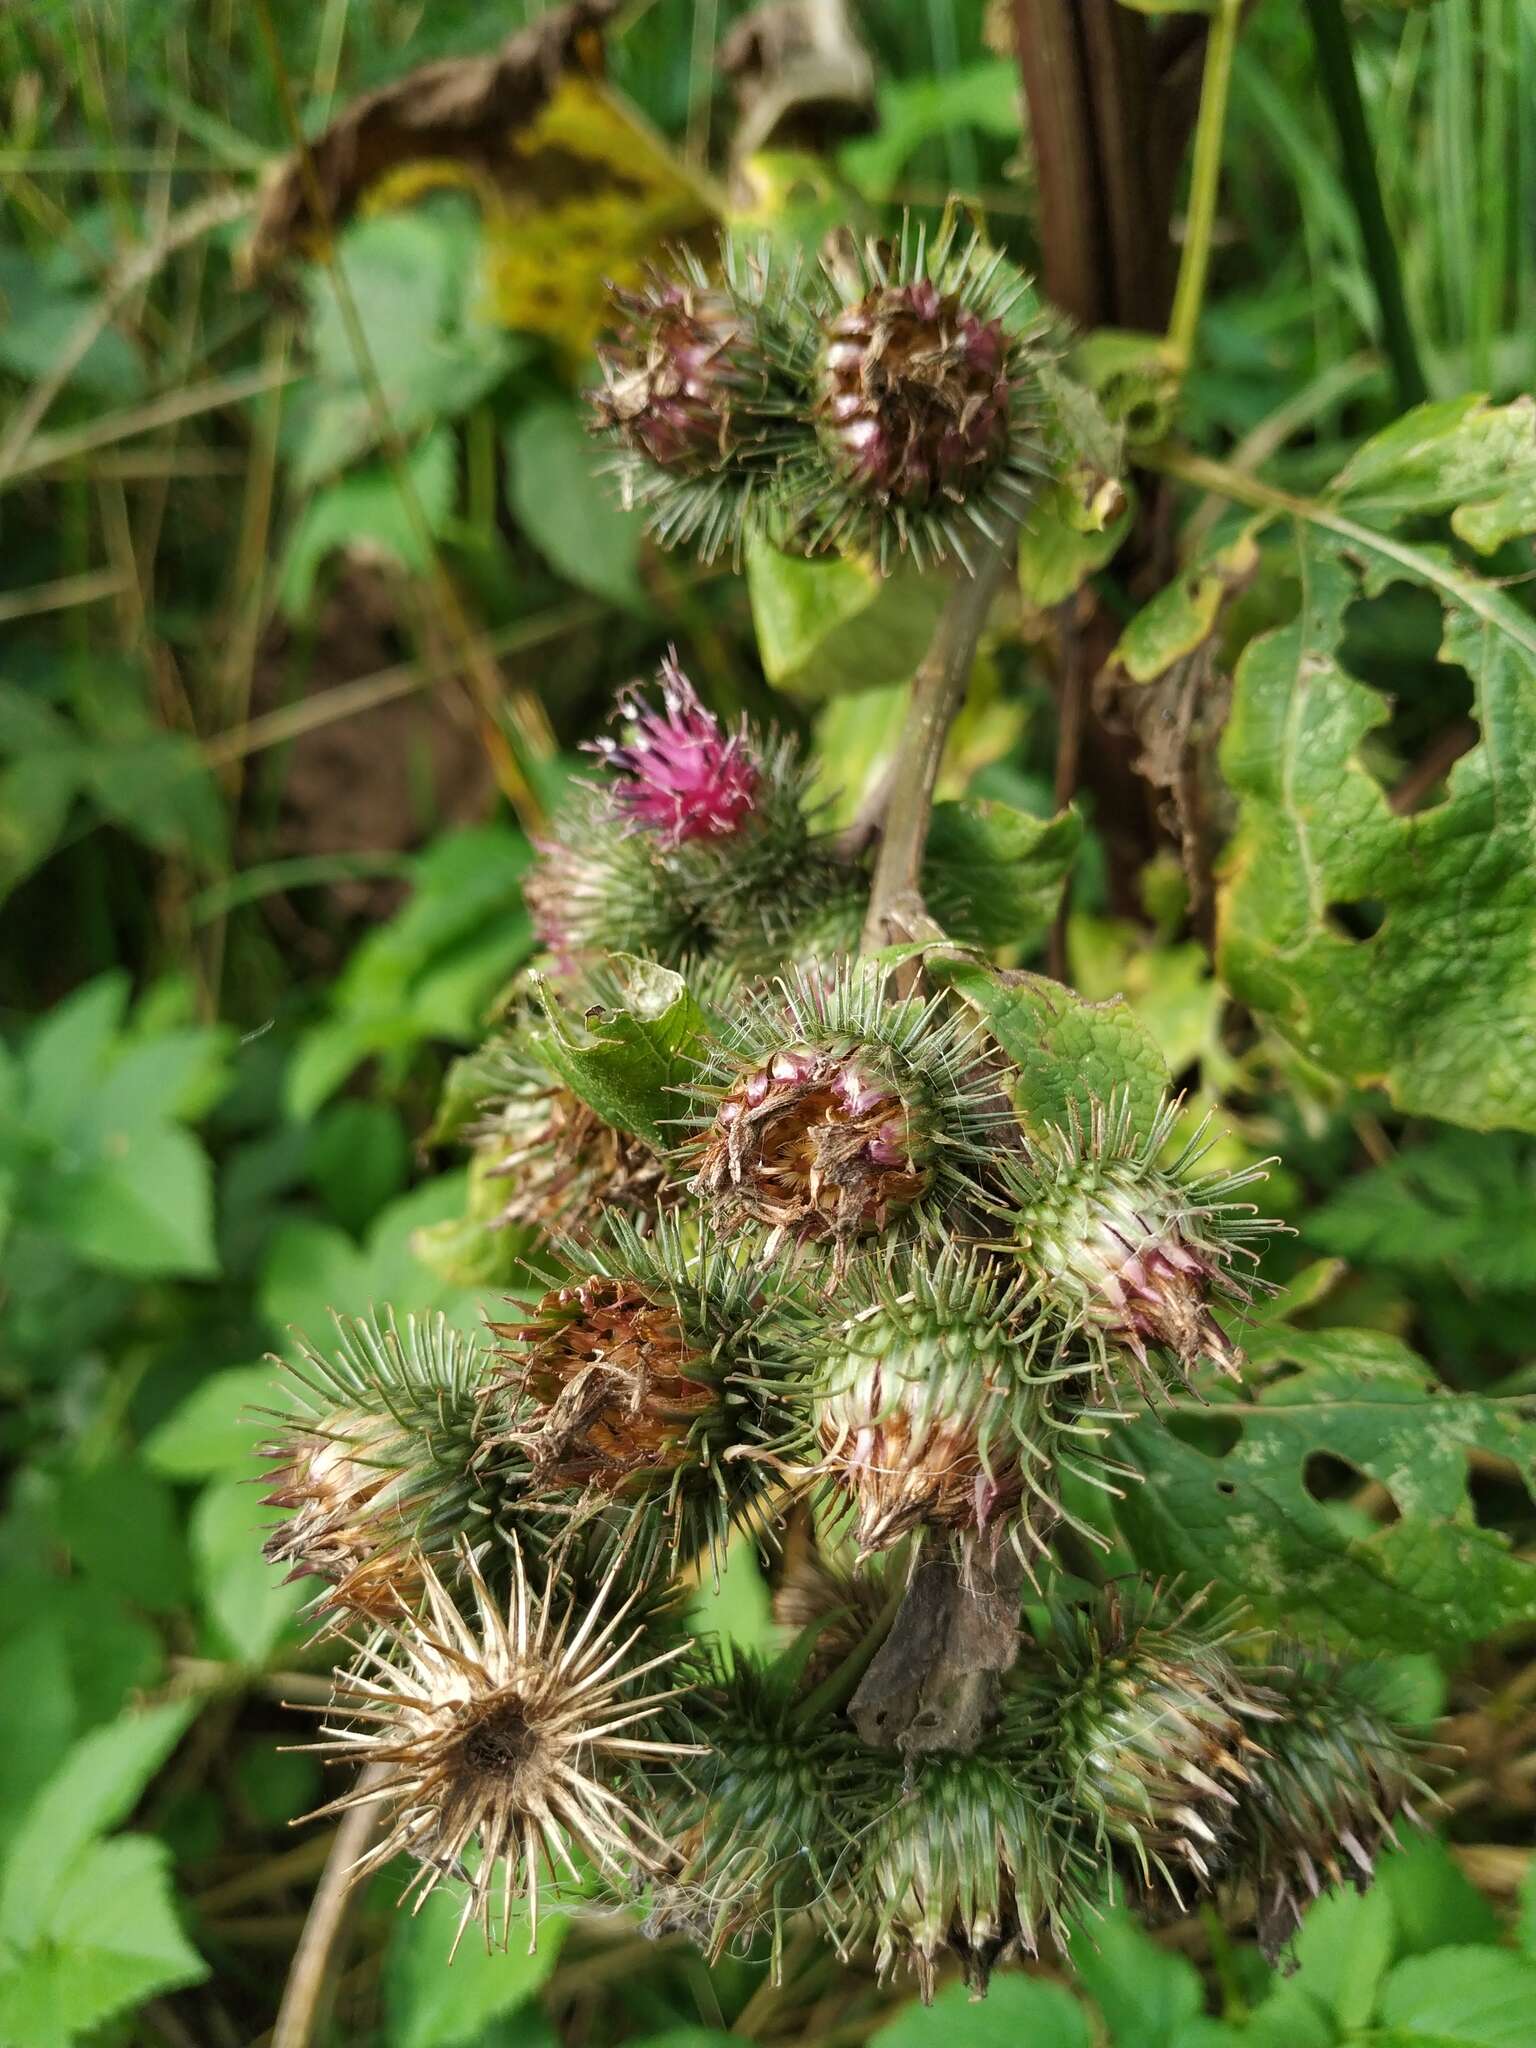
[
  {"x1": 383, "y1": 1886, "x2": 566, "y2": 2048},
  {"x1": 278, "y1": 429, "x2": 457, "y2": 617},
  {"x1": 0, "y1": 1835, "x2": 206, "y2": 2048},
  {"x1": 1376, "y1": 1947, "x2": 1536, "y2": 2047},
  {"x1": 839, "y1": 63, "x2": 1022, "y2": 202},
  {"x1": 27, "y1": 1121, "x2": 218, "y2": 1277},
  {"x1": 1065, "y1": 1910, "x2": 1202, "y2": 2048},
  {"x1": 922, "y1": 801, "x2": 1082, "y2": 952},
  {"x1": 306, "y1": 1099, "x2": 410, "y2": 1235},
  {"x1": 1375, "y1": 1832, "x2": 1501, "y2": 1957},
  {"x1": 506, "y1": 400, "x2": 649, "y2": 612},
  {"x1": 1518, "y1": 1856, "x2": 1536, "y2": 1956},
  {"x1": 1114, "y1": 1324, "x2": 1536, "y2": 1651},
  {"x1": 871, "y1": 1972, "x2": 1089, "y2": 2048},
  {"x1": 1215, "y1": 400, "x2": 1536, "y2": 1132},
  {"x1": 287, "y1": 824, "x2": 533, "y2": 1116},
  {"x1": 1283, "y1": 1882, "x2": 1394, "y2": 2032},
  {"x1": 745, "y1": 534, "x2": 948, "y2": 701},
  {"x1": 938, "y1": 962, "x2": 1171, "y2": 1138},
  {"x1": 143, "y1": 1364, "x2": 276, "y2": 1479},
  {"x1": 531, "y1": 956, "x2": 705, "y2": 1150},
  {"x1": 1112, "y1": 526, "x2": 1261, "y2": 682},
  {"x1": 190, "y1": 1473, "x2": 310, "y2": 1666},
  {"x1": 1018, "y1": 477, "x2": 1136, "y2": 608},
  {"x1": 1303, "y1": 1131, "x2": 1536, "y2": 1292},
  {"x1": 0, "y1": 1700, "x2": 195, "y2": 1945},
  {"x1": 53, "y1": 1462, "x2": 189, "y2": 1613},
  {"x1": 292, "y1": 205, "x2": 523, "y2": 488}
]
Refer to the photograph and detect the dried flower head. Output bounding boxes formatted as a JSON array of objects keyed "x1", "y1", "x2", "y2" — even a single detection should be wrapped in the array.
[
  {"x1": 1232, "y1": 1647, "x2": 1431, "y2": 1957},
  {"x1": 688, "y1": 964, "x2": 1000, "y2": 1256},
  {"x1": 481, "y1": 1217, "x2": 794, "y2": 1563},
  {"x1": 590, "y1": 240, "x2": 817, "y2": 562},
  {"x1": 794, "y1": 218, "x2": 1053, "y2": 571},
  {"x1": 260, "y1": 1313, "x2": 491, "y2": 1625},
  {"x1": 297, "y1": 1538, "x2": 695, "y2": 1955},
  {"x1": 1005, "y1": 1095, "x2": 1275, "y2": 1393},
  {"x1": 801, "y1": 1244, "x2": 1110, "y2": 1564},
  {"x1": 1034, "y1": 1582, "x2": 1277, "y2": 1906},
  {"x1": 470, "y1": 1034, "x2": 673, "y2": 1242}
]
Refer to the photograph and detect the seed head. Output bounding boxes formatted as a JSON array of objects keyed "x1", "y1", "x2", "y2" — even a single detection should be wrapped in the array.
[
  {"x1": 470, "y1": 1034, "x2": 673, "y2": 1241},
  {"x1": 1005, "y1": 1095, "x2": 1276, "y2": 1393},
  {"x1": 650, "y1": 1649, "x2": 867, "y2": 1971},
  {"x1": 259, "y1": 1313, "x2": 491, "y2": 1627},
  {"x1": 687, "y1": 964, "x2": 1000, "y2": 1256},
  {"x1": 594, "y1": 273, "x2": 770, "y2": 474},
  {"x1": 589, "y1": 240, "x2": 818, "y2": 563},
  {"x1": 843, "y1": 1727, "x2": 1090, "y2": 2000},
  {"x1": 1033, "y1": 1582, "x2": 1276, "y2": 1907},
  {"x1": 792, "y1": 218, "x2": 1053, "y2": 571},
  {"x1": 295, "y1": 1538, "x2": 695, "y2": 1956},
  {"x1": 802, "y1": 1245, "x2": 1105, "y2": 1564},
  {"x1": 481, "y1": 1217, "x2": 795, "y2": 1565},
  {"x1": 1231, "y1": 1646, "x2": 1432, "y2": 1957},
  {"x1": 819, "y1": 280, "x2": 1010, "y2": 506}
]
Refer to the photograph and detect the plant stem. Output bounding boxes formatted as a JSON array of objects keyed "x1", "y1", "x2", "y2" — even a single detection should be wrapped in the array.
[
  {"x1": 860, "y1": 537, "x2": 1013, "y2": 954},
  {"x1": 1302, "y1": 0, "x2": 1428, "y2": 409},
  {"x1": 271, "y1": 1765, "x2": 386, "y2": 2048},
  {"x1": 1166, "y1": 0, "x2": 1243, "y2": 372}
]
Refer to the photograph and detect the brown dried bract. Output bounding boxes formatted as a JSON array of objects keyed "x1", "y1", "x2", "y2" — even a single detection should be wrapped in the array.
[
  {"x1": 484, "y1": 1084, "x2": 672, "y2": 1240},
  {"x1": 245, "y1": 0, "x2": 623, "y2": 275},
  {"x1": 260, "y1": 1413, "x2": 419, "y2": 1619},
  {"x1": 488, "y1": 1277, "x2": 712, "y2": 1490},
  {"x1": 692, "y1": 1046, "x2": 928, "y2": 1247}
]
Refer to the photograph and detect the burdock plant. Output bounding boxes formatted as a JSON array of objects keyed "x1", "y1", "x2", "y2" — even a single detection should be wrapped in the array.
[{"x1": 259, "y1": 199, "x2": 1434, "y2": 2008}]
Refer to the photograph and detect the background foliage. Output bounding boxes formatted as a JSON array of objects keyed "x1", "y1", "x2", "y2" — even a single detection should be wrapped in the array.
[{"x1": 3, "y1": 1, "x2": 1536, "y2": 2044}]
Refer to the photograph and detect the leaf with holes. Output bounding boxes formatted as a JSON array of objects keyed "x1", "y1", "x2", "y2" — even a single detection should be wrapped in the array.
[
  {"x1": 1214, "y1": 397, "x2": 1536, "y2": 1132},
  {"x1": 1113, "y1": 1324, "x2": 1536, "y2": 1652}
]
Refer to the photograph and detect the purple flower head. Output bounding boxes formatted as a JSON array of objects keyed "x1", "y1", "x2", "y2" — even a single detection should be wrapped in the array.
[{"x1": 588, "y1": 654, "x2": 761, "y2": 847}]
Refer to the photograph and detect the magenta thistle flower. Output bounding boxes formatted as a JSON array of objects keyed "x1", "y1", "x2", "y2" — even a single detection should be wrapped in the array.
[{"x1": 589, "y1": 654, "x2": 761, "y2": 847}]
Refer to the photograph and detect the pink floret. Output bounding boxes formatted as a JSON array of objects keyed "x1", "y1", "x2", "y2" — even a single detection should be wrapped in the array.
[{"x1": 589, "y1": 653, "x2": 760, "y2": 846}]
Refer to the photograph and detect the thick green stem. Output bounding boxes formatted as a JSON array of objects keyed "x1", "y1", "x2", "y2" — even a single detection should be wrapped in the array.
[
  {"x1": 1302, "y1": 0, "x2": 1428, "y2": 409},
  {"x1": 1166, "y1": 0, "x2": 1243, "y2": 371}
]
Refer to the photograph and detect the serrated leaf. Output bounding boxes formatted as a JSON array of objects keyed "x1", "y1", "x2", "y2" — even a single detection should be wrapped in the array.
[
  {"x1": 1377, "y1": 1946, "x2": 1536, "y2": 2047},
  {"x1": 0, "y1": 1835, "x2": 206, "y2": 2048},
  {"x1": 938, "y1": 962, "x2": 1171, "y2": 1138},
  {"x1": 745, "y1": 534, "x2": 948, "y2": 702},
  {"x1": 870, "y1": 1972, "x2": 1089, "y2": 2048},
  {"x1": 384, "y1": 1886, "x2": 566, "y2": 2048},
  {"x1": 1065, "y1": 1910, "x2": 1202, "y2": 2048},
  {"x1": 0, "y1": 1700, "x2": 195, "y2": 1946},
  {"x1": 531, "y1": 956, "x2": 704, "y2": 1150},
  {"x1": 1303, "y1": 1131, "x2": 1536, "y2": 1292},
  {"x1": 922, "y1": 800, "x2": 1081, "y2": 952},
  {"x1": 1114, "y1": 1324, "x2": 1536, "y2": 1651}
]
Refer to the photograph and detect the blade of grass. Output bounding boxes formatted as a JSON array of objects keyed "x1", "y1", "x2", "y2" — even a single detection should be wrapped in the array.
[{"x1": 1302, "y1": 0, "x2": 1426, "y2": 407}]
